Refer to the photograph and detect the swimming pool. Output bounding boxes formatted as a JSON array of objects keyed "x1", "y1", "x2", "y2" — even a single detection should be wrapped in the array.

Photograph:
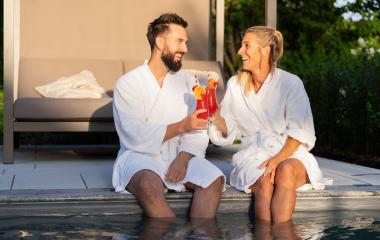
[{"x1": 0, "y1": 210, "x2": 379, "y2": 239}]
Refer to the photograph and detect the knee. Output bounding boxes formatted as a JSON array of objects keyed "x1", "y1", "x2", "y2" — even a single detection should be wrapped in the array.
[
  {"x1": 194, "y1": 176, "x2": 223, "y2": 193},
  {"x1": 133, "y1": 171, "x2": 163, "y2": 197},
  {"x1": 209, "y1": 176, "x2": 223, "y2": 191},
  {"x1": 253, "y1": 176, "x2": 274, "y2": 198},
  {"x1": 275, "y1": 162, "x2": 296, "y2": 187}
]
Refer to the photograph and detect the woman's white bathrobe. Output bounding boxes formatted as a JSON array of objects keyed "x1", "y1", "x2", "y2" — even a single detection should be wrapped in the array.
[
  {"x1": 209, "y1": 69, "x2": 326, "y2": 193},
  {"x1": 112, "y1": 62, "x2": 225, "y2": 193}
]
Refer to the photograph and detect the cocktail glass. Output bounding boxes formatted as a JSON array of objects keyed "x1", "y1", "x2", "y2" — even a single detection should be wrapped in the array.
[
  {"x1": 207, "y1": 80, "x2": 218, "y2": 117},
  {"x1": 196, "y1": 93, "x2": 209, "y2": 120}
]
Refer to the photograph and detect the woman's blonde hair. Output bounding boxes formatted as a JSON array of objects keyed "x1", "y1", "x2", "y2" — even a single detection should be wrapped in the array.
[{"x1": 237, "y1": 26, "x2": 283, "y2": 94}]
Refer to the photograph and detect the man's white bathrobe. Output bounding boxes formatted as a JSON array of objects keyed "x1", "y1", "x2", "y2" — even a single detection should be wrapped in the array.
[
  {"x1": 112, "y1": 62, "x2": 225, "y2": 193},
  {"x1": 209, "y1": 69, "x2": 327, "y2": 193}
]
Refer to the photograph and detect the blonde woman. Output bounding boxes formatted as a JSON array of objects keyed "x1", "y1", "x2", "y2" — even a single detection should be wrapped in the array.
[{"x1": 209, "y1": 26, "x2": 326, "y2": 223}]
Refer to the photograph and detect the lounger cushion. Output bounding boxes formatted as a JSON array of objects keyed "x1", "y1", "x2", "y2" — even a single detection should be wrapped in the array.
[{"x1": 14, "y1": 98, "x2": 113, "y2": 121}]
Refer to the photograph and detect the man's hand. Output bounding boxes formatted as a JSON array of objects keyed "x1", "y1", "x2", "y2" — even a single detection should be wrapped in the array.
[
  {"x1": 163, "y1": 109, "x2": 208, "y2": 143},
  {"x1": 181, "y1": 109, "x2": 208, "y2": 132},
  {"x1": 165, "y1": 152, "x2": 192, "y2": 183}
]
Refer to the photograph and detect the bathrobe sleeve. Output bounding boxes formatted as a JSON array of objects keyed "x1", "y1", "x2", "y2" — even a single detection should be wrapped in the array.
[
  {"x1": 113, "y1": 77, "x2": 166, "y2": 155},
  {"x1": 177, "y1": 75, "x2": 209, "y2": 158},
  {"x1": 284, "y1": 78, "x2": 316, "y2": 150},
  {"x1": 209, "y1": 78, "x2": 240, "y2": 146}
]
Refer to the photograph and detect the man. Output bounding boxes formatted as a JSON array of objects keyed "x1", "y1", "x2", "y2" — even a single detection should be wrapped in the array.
[{"x1": 112, "y1": 13, "x2": 225, "y2": 218}]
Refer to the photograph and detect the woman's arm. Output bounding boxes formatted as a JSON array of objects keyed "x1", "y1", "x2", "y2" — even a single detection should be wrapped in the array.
[
  {"x1": 211, "y1": 107, "x2": 228, "y2": 137},
  {"x1": 259, "y1": 137, "x2": 301, "y2": 183}
]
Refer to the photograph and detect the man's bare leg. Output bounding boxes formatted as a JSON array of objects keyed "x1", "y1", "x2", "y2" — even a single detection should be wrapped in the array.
[
  {"x1": 139, "y1": 217, "x2": 180, "y2": 239},
  {"x1": 127, "y1": 169, "x2": 175, "y2": 218},
  {"x1": 190, "y1": 217, "x2": 222, "y2": 238},
  {"x1": 271, "y1": 159, "x2": 307, "y2": 223},
  {"x1": 185, "y1": 176, "x2": 223, "y2": 218}
]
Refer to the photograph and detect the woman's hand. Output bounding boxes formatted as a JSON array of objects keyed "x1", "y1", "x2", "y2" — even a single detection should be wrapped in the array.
[
  {"x1": 211, "y1": 104, "x2": 222, "y2": 122},
  {"x1": 211, "y1": 105, "x2": 228, "y2": 137},
  {"x1": 259, "y1": 157, "x2": 280, "y2": 184},
  {"x1": 258, "y1": 137, "x2": 301, "y2": 183}
]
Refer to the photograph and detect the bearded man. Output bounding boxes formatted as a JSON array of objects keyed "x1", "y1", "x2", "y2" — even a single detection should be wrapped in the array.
[{"x1": 112, "y1": 13, "x2": 225, "y2": 218}]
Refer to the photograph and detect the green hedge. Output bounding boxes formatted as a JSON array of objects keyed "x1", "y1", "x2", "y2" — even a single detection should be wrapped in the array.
[{"x1": 280, "y1": 49, "x2": 380, "y2": 156}]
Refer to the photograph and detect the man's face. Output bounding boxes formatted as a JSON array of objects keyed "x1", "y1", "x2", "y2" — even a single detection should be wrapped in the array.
[{"x1": 160, "y1": 24, "x2": 188, "y2": 72}]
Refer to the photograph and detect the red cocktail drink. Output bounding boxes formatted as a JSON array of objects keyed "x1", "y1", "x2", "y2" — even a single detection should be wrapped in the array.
[
  {"x1": 207, "y1": 87, "x2": 217, "y2": 116},
  {"x1": 193, "y1": 85, "x2": 208, "y2": 120},
  {"x1": 196, "y1": 93, "x2": 208, "y2": 120},
  {"x1": 207, "y1": 80, "x2": 218, "y2": 117}
]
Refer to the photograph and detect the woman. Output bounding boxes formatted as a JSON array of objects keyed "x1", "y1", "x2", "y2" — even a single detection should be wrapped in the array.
[{"x1": 209, "y1": 26, "x2": 326, "y2": 223}]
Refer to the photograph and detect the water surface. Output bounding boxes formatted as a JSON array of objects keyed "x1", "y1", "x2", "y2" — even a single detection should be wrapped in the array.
[{"x1": 0, "y1": 211, "x2": 379, "y2": 239}]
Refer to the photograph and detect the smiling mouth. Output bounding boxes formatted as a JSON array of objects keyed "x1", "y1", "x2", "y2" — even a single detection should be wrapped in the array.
[{"x1": 175, "y1": 53, "x2": 184, "y2": 60}]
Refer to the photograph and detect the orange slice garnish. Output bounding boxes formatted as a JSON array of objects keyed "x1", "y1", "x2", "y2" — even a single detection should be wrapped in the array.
[
  {"x1": 208, "y1": 79, "x2": 218, "y2": 89},
  {"x1": 193, "y1": 86, "x2": 206, "y2": 100}
]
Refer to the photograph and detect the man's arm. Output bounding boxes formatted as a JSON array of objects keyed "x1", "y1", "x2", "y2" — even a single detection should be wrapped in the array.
[
  {"x1": 165, "y1": 151, "x2": 193, "y2": 182},
  {"x1": 163, "y1": 109, "x2": 208, "y2": 143}
]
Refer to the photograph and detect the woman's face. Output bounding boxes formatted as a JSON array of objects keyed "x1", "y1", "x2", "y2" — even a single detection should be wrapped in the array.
[{"x1": 238, "y1": 33, "x2": 268, "y2": 72}]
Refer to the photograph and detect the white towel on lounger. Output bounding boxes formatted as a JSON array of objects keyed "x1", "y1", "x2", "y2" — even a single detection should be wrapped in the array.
[{"x1": 35, "y1": 70, "x2": 107, "y2": 98}]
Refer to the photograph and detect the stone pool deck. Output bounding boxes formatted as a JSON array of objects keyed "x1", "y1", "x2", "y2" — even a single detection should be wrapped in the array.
[{"x1": 0, "y1": 145, "x2": 379, "y2": 216}]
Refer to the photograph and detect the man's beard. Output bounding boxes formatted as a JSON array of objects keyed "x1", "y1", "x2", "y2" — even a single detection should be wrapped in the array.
[{"x1": 161, "y1": 50, "x2": 184, "y2": 72}]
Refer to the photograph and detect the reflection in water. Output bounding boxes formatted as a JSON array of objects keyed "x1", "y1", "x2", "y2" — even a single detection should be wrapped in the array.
[
  {"x1": 114, "y1": 217, "x2": 222, "y2": 240},
  {"x1": 0, "y1": 211, "x2": 379, "y2": 239},
  {"x1": 250, "y1": 219, "x2": 302, "y2": 240}
]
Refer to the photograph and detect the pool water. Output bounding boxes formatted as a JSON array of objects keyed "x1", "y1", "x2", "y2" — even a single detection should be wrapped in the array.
[{"x1": 0, "y1": 211, "x2": 379, "y2": 239}]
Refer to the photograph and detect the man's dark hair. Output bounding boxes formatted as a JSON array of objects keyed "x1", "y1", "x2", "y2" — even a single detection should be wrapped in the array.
[{"x1": 147, "y1": 13, "x2": 188, "y2": 51}]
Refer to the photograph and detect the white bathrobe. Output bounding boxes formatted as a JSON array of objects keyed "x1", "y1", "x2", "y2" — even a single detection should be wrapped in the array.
[
  {"x1": 112, "y1": 62, "x2": 225, "y2": 193},
  {"x1": 209, "y1": 68, "x2": 327, "y2": 193}
]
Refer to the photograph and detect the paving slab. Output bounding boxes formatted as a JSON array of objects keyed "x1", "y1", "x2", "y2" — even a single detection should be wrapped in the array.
[
  {"x1": 12, "y1": 170, "x2": 86, "y2": 190},
  {"x1": 0, "y1": 150, "x2": 37, "y2": 164},
  {"x1": 348, "y1": 172, "x2": 380, "y2": 185},
  {"x1": 34, "y1": 160, "x2": 112, "y2": 172},
  {"x1": 0, "y1": 171, "x2": 13, "y2": 190},
  {"x1": 0, "y1": 162, "x2": 35, "y2": 173},
  {"x1": 317, "y1": 157, "x2": 380, "y2": 174},
  {"x1": 80, "y1": 167, "x2": 113, "y2": 189},
  {"x1": 322, "y1": 169, "x2": 368, "y2": 186}
]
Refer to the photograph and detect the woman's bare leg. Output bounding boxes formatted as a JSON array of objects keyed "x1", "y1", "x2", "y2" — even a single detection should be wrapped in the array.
[
  {"x1": 250, "y1": 174, "x2": 274, "y2": 222},
  {"x1": 271, "y1": 158, "x2": 307, "y2": 223}
]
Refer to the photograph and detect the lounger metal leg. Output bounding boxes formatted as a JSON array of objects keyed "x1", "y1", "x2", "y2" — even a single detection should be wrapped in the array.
[{"x1": 3, "y1": 125, "x2": 14, "y2": 164}]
